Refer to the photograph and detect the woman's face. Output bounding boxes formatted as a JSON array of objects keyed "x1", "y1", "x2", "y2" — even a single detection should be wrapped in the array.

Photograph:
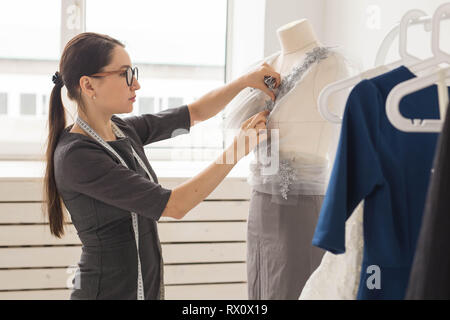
[{"x1": 81, "y1": 45, "x2": 141, "y2": 115}]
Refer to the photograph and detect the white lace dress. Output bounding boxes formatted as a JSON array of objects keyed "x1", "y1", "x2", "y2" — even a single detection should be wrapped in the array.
[{"x1": 299, "y1": 202, "x2": 364, "y2": 300}]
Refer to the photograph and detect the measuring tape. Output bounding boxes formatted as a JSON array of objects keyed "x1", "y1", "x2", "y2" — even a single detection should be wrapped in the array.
[{"x1": 76, "y1": 116, "x2": 165, "y2": 300}]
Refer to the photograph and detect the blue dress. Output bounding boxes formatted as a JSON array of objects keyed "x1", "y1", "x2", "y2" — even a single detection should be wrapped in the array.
[{"x1": 312, "y1": 66, "x2": 449, "y2": 299}]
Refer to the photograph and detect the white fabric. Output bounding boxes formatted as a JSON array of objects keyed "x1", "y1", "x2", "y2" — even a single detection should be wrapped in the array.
[
  {"x1": 299, "y1": 203, "x2": 364, "y2": 300},
  {"x1": 224, "y1": 52, "x2": 280, "y2": 130},
  {"x1": 226, "y1": 47, "x2": 333, "y2": 199},
  {"x1": 248, "y1": 152, "x2": 328, "y2": 205},
  {"x1": 298, "y1": 80, "x2": 364, "y2": 300}
]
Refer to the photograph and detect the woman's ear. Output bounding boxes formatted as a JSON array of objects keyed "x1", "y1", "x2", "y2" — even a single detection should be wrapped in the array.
[{"x1": 79, "y1": 76, "x2": 96, "y2": 98}]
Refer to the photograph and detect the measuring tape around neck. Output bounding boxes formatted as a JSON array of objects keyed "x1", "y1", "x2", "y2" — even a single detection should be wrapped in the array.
[{"x1": 75, "y1": 116, "x2": 165, "y2": 300}]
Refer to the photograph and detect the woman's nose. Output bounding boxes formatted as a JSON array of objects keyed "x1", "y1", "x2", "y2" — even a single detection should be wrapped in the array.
[{"x1": 132, "y1": 78, "x2": 140, "y2": 90}]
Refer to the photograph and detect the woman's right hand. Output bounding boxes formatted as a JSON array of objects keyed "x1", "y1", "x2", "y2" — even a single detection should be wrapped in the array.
[{"x1": 225, "y1": 110, "x2": 270, "y2": 164}]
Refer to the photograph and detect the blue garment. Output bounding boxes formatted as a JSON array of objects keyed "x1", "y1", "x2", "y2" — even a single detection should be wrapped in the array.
[{"x1": 312, "y1": 66, "x2": 449, "y2": 299}]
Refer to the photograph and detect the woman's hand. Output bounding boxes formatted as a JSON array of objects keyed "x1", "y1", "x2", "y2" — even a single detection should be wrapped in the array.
[
  {"x1": 164, "y1": 110, "x2": 269, "y2": 220},
  {"x1": 241, "y1": 62, "x2": 281, "y2": 101},
  {"x1": 224, "y1": 110, "x2": 270, "y2": 164}
]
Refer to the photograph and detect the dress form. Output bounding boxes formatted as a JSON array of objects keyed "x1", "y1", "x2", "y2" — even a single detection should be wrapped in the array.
[
  {"x1": 266, "y1": 19, "x2": 348, "y2": 167},
  {"x1": 242, "y1": 19, "x2": 349, "y2": 300}
]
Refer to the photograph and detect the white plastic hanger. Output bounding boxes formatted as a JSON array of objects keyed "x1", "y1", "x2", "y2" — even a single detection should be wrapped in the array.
[
  {"x1": 318, "y1": 9, "x2": 429, "y2": 123},
  {"x1": 375, "y1": 12, "x2": 432, "y2": 67},
  {"x1": 385, "y1": 67, "x2": 449, "y2": 132},
  {"x1": 385, "y1": 3, "x2": 450, "y2": 132},
  {"x1": 407, "y1": 3, "x2": 450, "y2": 74}
]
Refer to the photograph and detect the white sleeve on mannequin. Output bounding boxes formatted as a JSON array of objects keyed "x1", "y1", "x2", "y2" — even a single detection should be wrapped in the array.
[{"x1": 224, "y1": 52, "x2": 280, "y2": 129}]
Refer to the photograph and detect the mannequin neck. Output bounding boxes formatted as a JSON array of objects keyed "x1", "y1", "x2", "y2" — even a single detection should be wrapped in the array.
[{"x1": 277, "y1": 19, "x2": 319, "y2": 55}]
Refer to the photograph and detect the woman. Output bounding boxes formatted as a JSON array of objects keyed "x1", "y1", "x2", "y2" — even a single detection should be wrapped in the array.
[{"x1": 43, "y1": 32, "x2": 280, "y2": 300}]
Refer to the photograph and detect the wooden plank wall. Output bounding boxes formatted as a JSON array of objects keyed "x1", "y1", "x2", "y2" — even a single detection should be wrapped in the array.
[{"x1": 0, "y1": 177, "x2": 251, "y2": 300}]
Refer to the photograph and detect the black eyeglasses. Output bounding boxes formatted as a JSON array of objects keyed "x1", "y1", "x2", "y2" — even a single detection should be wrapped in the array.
[{"x1": 90, "y1": 66, "x2": 139, "y2": 87}]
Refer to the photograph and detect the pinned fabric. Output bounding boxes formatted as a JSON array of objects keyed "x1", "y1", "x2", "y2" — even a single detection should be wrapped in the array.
[
  {"x1": 225, "y1": 47, "x2": 332, "y2": 130},
  {"x1": 263, "y1": 46, "x2": 331, "y2": 113},
  {"x1": 231, "y1": 47, "x2": 333, "y2": 200}
]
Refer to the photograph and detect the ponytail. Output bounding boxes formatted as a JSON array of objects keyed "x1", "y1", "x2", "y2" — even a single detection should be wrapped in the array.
[{"x1": 43, "y1": 77, "x2": 67, "y2": 238}]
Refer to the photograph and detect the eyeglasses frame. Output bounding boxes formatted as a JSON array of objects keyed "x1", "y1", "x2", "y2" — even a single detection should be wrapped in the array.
[{"x1": 89, "y1": 66, "x2": 138, "y2": 87}]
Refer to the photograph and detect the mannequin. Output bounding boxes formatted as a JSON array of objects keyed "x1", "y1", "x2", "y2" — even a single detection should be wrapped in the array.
[
  {"x1": 225, "y1": 19, "x2": 349, "y2": 300},
  {"x1": 268, "y1": 19, "x2": 344, "y2": 166}
]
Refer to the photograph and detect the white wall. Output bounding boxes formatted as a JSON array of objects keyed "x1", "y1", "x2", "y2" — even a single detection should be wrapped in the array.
[
  {"x1": 228, "y1": 0, "x2": 266, "y2": 81},
  {"x1": 322, "y1": 0, "x2": 450, "y2": 69},
  {"x1": 237, "y1": 0, "x2": 449, "y2": 73},
  {"x1": 263, "y1": 0, "x2": 325, "y2": 56},
  {"x1": 229, "y1": 0, "x2": 327, "y2": 80}
]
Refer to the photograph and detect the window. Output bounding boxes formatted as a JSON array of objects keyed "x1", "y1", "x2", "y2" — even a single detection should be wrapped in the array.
[
  {"x1": 168, "y1": 97, "x2": 184, "y2": 109},
  {"x1": 0, "y1": 93, "x2": 7, "y2": 115},
  {"x1": 86, "y1": 0, "x2": 228, "y2": 161},
  {"x1": 0, "y1": 0, "x2": 229, "y2": 161},
  {"x1": 138, "y1": 97, "x2": 155, "y2": 114},
  {"x1": 20, "y1": 94, "x2": 37, "y2": 115},
  {"x1": 41, "y1": 95, "x2": 48, "y2": 115},
  {"x1": 0, "y1": 0, "x2": 61, "y2": 158}
]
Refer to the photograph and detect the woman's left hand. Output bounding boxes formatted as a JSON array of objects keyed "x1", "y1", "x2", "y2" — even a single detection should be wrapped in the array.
[{"x1": 241, "y1": 62, "x2": 281, "y2": 101}]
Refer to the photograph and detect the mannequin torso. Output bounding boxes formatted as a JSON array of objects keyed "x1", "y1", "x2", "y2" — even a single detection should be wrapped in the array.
[{"x1": 265, "y1": 19, "x2": 348, "y2": 165}]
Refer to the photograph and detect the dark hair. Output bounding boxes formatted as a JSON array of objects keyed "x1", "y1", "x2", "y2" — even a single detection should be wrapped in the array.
[{"x1": 43, "y1": 32, "x2": 125, "y2": 238}]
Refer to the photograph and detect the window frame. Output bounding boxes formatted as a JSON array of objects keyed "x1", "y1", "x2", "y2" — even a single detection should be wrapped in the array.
[{"x1": 0, "y1": 0, "x2": 234, "y2": 161}]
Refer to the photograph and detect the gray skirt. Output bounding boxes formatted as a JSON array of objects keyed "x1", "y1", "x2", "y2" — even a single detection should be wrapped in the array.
[{"x1": 247, "y1": 190, "x2": 325, "y2": 299}]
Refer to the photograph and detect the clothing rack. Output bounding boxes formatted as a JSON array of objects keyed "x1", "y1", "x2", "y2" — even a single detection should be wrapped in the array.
[{"x1": 318, "y1": 5, "x2": 450, "y2": 125}]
